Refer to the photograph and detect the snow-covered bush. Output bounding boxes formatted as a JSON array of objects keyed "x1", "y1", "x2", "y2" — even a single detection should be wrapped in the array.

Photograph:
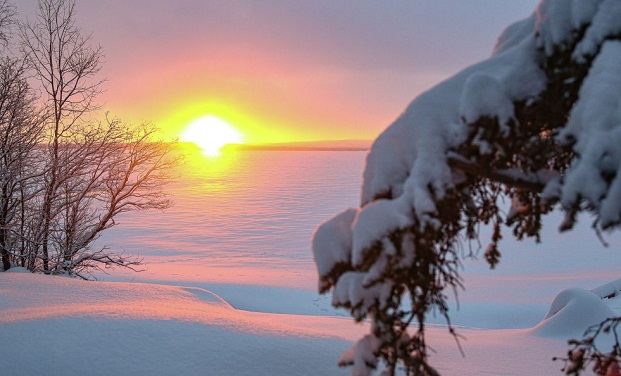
[{"x1": 312, "y1": 1, "x2": 621, "y2": 374}]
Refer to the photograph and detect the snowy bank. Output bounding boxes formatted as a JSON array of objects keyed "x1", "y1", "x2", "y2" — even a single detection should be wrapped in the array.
[
  {"x1": 3, "y1": 272, "x2": 621, "y2": 375},
  {"x1": 0, "y1": 271, "x2": 359, "y2": 376}
]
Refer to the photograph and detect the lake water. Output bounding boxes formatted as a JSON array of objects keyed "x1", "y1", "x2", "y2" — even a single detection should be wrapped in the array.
[
  {"x1": 96, "y1": 150, "x2": 364, "y2": 290},
  {"x1": 96, "y1": 150, "x2": 621, "y2": 329}
]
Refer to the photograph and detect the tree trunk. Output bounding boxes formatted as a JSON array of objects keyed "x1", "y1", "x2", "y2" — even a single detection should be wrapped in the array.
[{"x1": 0, "y1": 246, "x2": 9, "y2": 271}]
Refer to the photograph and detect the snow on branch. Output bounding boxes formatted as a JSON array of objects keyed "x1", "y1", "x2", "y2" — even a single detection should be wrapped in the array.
[
  {"x1": 446, "y1": 153, "x2": 555, "y2": 193},
  {"x1": 313, "y1": 1, "x2": 621, "y2": 374}
]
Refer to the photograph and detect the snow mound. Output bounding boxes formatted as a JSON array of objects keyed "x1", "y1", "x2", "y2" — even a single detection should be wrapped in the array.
[
  {"x1": 591, "y1": 278, "x2": 621, "y2": 299},
  {"x1": 180, "y1": 286, "x2": 232, "y2": 306},
  {"x1": 4, "y1": 266, "x2": 30, "y2": 273},
  {"x1": 0, "y1": 272, "x2": 364, "y2": 376},
  {"x1": 532, "y1": 287, "x2": 615, "y2": 338}
]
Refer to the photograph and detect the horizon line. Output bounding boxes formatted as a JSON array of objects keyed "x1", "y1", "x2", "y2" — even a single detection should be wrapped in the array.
[{"x1": 178, "y1": 139, "x2": 373, "y2": 152}]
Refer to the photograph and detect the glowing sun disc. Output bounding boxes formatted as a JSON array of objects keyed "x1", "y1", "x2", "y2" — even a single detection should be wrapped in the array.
[{"x1": 180, "y1": 116, "x2": 243, "y2": 156}]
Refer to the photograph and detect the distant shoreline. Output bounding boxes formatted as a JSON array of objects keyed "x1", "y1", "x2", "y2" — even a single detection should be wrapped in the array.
[
  {"x1": 223, "y1": 140, "x2": 372, "y2": 152},
  {"x1": 225, "y1": 145, "x2": 369, "y2": 152}
]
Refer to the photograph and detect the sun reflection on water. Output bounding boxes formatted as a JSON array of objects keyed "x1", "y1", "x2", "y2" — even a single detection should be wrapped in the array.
[
  {"x1": 177, "y1": 142, "x2": 239, "y2": 170},
  {"x1": 96, "y1": 149, "x2": 367, "y2": 290}
]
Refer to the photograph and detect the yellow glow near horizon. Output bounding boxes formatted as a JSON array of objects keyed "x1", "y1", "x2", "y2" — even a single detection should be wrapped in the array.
[
  {"x1": 152, "y1": 99, "x2": 304, "y2": 145},
  {"x1": 180, "y1": 116, "x2": 243, "y2": 156}
]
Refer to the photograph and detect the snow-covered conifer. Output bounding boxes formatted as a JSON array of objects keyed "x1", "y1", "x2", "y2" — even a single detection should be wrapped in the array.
[{"x1": 313, "y1": 1, "x2": 621, "y2": 374}]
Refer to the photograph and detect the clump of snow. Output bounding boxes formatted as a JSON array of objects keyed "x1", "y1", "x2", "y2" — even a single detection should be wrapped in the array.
[
  {"x1": 557, "y1": 41, "x2": 621, "y2": 227},
  {"x1": 534, "y1": 0, "x2": 600, "y2": 55},
  {"x1": 573, "y1": 0, "x2": 621, "y2": 60},
  {"x1": 493, "y1": 13, "x2": 537, "y2": 55},
  {"x1": 532, "y1": 288, "x2": 615, "y2": 338},
  {"x1": 331, "y1": 272, "x2": 393, "y2": 321},
  {"x1": 5, "y1": 266, "x2": 30, "y2": 273},
  {"x1": 459, "y1": 73, "x2": 514, "y2": 128},
  {"x1": 351, "y1": 198, "x2": 411, "y2": 266},
  {"x1": 313, "y1": 208, "x2": 358, "y2": 291},
  {"x1": 338, "y1": 334, "x2": 381, "y2": 376}
]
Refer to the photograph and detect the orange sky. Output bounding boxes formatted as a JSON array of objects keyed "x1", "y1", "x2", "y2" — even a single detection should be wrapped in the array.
[{"x1": 17, "y1": 1, "x2": 539, "y2": 144}]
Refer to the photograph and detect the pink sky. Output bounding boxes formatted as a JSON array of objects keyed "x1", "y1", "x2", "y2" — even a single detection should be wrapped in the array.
[{"x1": 16, "y1": 1, "x2": 540, "y2": 144}]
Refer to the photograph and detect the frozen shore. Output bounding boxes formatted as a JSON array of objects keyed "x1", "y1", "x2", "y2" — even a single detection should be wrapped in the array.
[{"x1": 3, "y1": 269, "x2": 620, "y2": 375}]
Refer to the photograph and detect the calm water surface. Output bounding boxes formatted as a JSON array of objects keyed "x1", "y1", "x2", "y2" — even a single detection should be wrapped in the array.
[{"x1": 96, "y1": 150, "x2": 365, "y2": 289}]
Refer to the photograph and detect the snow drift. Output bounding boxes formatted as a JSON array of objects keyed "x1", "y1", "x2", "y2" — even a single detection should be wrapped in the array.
[{"x1": 3, "y1": 271, "x2": 621, "y2": 375}]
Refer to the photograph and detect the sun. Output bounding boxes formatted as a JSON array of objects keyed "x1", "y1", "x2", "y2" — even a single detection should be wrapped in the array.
[{"x1": 180, "y1": 116, "x2": 243, "y2": 156}]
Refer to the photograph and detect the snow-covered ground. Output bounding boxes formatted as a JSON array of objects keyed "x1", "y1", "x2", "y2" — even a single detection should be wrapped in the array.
[
  {"x1": 2, "y1": 266, "x2": 621, "y2": 375},
  {"x1": 5, "y1": 1, "x2": 621, "y2": 373}
]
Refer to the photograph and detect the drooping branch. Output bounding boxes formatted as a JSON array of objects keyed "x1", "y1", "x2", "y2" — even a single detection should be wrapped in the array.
[
  {"x1": 446, "y1": 152, "x2": 555, "y2": 193},
  {"x1": 314, "y1": 2, "x2": 621, "y2": 375}
]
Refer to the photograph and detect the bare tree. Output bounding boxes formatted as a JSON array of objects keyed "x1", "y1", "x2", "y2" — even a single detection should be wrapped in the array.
[
  {"x1": 50, "y1": 118, "x2": 176, "y2": 278},
  {"x1": 20, "y1": 0, "x2": 103, "y2": 272},
  {"x1": 2, "y1": 0, "x2": 178, "y2": 276},
  {"x1": 0, "y1": 1, "x2": 44, "y2": 272},
  {"x1": 0, "y1": 57, "x2": 44, "y2": 271},
  {"x1": 0, "y1": 0, "x2": 15, "y2": 47}
]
